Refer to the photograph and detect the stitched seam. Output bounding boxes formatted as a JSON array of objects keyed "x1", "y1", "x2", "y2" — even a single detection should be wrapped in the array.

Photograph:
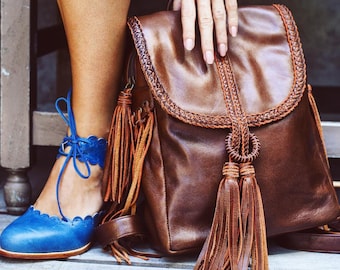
[
  {"x1": 246, "y1": 4, "x2": 307, "y2": 127},
  {"x1": 127, "y1": 16, "x2": 231, "y2": 129},
  {"x1": 128, "y1": 5, "x2": 306, "y2": 128},
  {"x1": 127, "y1": 5, "x2": 306, "y2": 128}
]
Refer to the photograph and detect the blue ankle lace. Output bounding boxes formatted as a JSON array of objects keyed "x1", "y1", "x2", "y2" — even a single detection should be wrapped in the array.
[{"x1": 54, "y1": 91, "x2": 107, "y2": 220}]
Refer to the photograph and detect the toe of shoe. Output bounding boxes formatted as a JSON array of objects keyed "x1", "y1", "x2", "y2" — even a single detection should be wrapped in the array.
[{"x1": 0, "y1": 207, "x2": 97, "y2": 256}]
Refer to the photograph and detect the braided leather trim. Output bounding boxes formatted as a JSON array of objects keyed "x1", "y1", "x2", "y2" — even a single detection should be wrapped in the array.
[
  {"x1": 127, "y1": 17, "x2": 231, "y2": 129},
  {"x1": 216, "y1": 55, "x2": 250, "y2": 153},
  {"x1": 246, "y1": 4, "x2": 307, "y2": 127},
  {"x1": 127, "y1": 4, "x2": 306, "y2": 129}
]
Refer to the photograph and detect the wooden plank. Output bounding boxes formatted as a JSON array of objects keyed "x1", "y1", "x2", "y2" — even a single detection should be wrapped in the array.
[
  {"x1": 321, "y1": 121, "x2": 340, "y2": 158},
  {"x1": 320, "y1": 121, "x2": 340, "y2": 187},
  {"x1": 0, "y1": 0, "x2": 31, "y2": 168},
  {"x1": 32, "y1": 111, "x2": 66, "y2": 146}
]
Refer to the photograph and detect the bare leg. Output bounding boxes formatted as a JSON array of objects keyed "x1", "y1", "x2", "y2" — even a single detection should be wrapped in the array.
[{"x1": 34, "y1": 0, "x2": 131, "y2": 218}]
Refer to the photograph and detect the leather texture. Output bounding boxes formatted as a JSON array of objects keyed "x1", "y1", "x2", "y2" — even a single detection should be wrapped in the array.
[
  {"x1": 96, "y1": 5, "x2": 340, "y2": 268},
  {"x1": 277, "y1": 216, "x2": 340, "y2": 253},
  {"x1": 96, "y1": 215, "x2": 145, "y2": 247},
  {"x1": 59, "y1": 135, "x2": 107, "y2": 168},
  {"x1": 124, "y1": 4, "x2": 340, "y2": 256},
  {"x1": 131, "y1": 6, "x2": 297, "y2": 127},
  {"x1": 0, "y1": 207, "x2": 102, "y2": 258}
]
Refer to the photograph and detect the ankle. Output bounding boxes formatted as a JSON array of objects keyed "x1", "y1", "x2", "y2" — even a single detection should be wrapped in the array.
[
  {"x1": 34, "y1": 157, "x2": 104, "y2": 219},
  {"x1": 44, "y1": 91, "x2": 109, "y2": 219}
]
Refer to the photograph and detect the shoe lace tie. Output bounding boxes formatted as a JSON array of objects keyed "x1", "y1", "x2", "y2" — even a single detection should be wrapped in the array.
[{"x1": 54, "y1": 91, "x2": 107, "y2": 220}]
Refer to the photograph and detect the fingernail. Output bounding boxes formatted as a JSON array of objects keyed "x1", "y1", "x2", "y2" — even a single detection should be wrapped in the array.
[
  {"x1": 218, "y1": 43, "x2": 227, "y2": 57},
  {"x1": 184, "y1": 38, "x2": 194, "y2": 51},
  {"x1": 205, "y1": 50, "x2": 214, "y2": 65},
  {"x1": 230, "y1": 26, "x2": 238, "y2": 37}
]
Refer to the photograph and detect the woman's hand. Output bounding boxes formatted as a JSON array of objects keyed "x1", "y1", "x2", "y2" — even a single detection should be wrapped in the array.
[{"x1": 173, "y1": 0, "x2": 238, "y2": 64}]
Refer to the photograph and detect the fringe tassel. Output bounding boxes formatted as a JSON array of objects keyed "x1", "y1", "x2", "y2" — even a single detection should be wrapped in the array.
[
  {"x1": 118, "y1": 106, "x2": 154, "y2": 217},
  {"x1": 103, "y1": 88, "x2": 135, "y2": 204},
  {"x1": 239, "y1": 163, "x2": 268, "y2": 270},
  {"x1": 194, "y1": 162, "x2": 242, "y2": 270},
  {"x1": 101, "y1": 88, "x2": 154, "y2": 262},
  {"x1": 194, "y1": 162, "x2": 268, "y2": 270}
]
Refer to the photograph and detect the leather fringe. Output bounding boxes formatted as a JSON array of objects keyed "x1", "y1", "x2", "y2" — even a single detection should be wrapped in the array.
[
  {"x1": 101, "y1": 87, "x2": 154, "y2": 262},
  {"x1": 194, "y1": 162, "x2": 268, "y2": 270},
  {"x1": 239, "y1": 163, "x2": 268, "y2": 270},
  {"x1": 120, "y1": 104, "x2": 154, "y2": 216},
  {"x1": 194, "y1": 162, "x2": 241, "y2": 270},
  {"x1": 103, "y1": 88, "x2": 135, "y2": 204}
]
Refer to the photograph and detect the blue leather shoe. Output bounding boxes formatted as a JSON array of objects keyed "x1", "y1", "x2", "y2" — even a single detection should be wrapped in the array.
[
  {"x1": 0, "y1": 91, "x2": 107, "y2": 259},
  {"x1": 0, "y1": 207, "x2": 102, "y2": 259}
]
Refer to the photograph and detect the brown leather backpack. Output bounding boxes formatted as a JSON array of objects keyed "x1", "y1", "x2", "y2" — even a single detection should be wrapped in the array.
[{"x1": 96, "y1": 5, "x2": 340, "y2": 269}]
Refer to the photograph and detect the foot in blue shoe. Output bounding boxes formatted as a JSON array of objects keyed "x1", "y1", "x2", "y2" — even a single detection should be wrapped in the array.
[
  {"x1": 0, "y1": 91, "x2": 107, "y2": 259},
  {"x1": 0, "y1": 207, "x2": 102, "y2": 259}
]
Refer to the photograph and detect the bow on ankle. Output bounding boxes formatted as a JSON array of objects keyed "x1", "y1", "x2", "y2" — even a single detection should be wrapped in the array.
[{"x1": 54, "y1": 91, "x2": 107, "y2": 220}]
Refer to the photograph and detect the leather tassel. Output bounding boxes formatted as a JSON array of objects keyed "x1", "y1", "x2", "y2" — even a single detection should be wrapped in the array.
[
  {"x1": 100, "y1": 91, "x2": 154, "y2": 262},
  {"x1": 194, "y1": 161, "x2": 269, "y2": 270},
  {"x1": 239, "y1": 163, "x2": 268, "y2": 270},
  {"x1": 119, "y1": 105, "x2": 154, "y2": 216},
  {"x1": 103, "y1": 88, "x2": 135, "y2": 204},
  {"x1": 194, "y1": 162, "x2": 242, "y2": 270}
]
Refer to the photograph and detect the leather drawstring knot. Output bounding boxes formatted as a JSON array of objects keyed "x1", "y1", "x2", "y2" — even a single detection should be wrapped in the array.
[{"x1": 195, "y1": 56, "x2": 268, "y2": 270}]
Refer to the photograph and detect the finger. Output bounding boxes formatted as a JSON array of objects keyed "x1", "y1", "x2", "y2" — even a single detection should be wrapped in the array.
[
  {"x1": 197, "y1": 0, "x2": 214, "y2": 64},
  {"x1": 172, "y1": 0, "x2": 181, "y2": 11},
  {"x1": 212, "y1": 0, "x2": 228, "y2": 56},
  {"x1": 181, "y1": 0, "x2": 196, "y2": 51},
  {"x1": 225, "y1": 0, "x2": 238, "y2": 37}
]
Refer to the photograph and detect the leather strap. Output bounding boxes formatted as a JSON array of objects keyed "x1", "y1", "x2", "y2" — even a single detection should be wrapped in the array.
[
  {"x1": 95, "y1": 215, "x2": 145, "y2": 246},
  {"x1": 277, "y1": 217, "x2": 340, "y2": 253}
]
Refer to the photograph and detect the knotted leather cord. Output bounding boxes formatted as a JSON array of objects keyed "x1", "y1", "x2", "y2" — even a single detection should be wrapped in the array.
[
  {"x1": 55, "y1": 91, "x2": 96, "y2": 221},
  {"x1": 216, "y1": 55, "x2": 260, "y2": 162},
  {"x1": 216, "y1": 55, "x2": 266, "y2": 270}
]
